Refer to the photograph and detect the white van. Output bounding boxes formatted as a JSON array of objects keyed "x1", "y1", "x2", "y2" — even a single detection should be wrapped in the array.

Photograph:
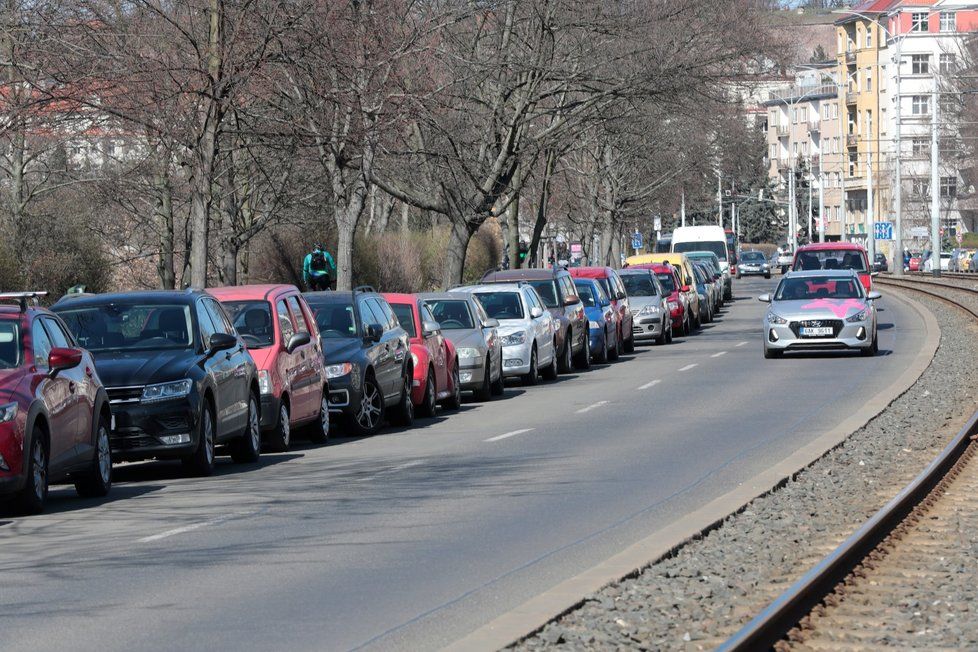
[{"x1": 671, "y1": 225, "x2": 731, "y2": 298}]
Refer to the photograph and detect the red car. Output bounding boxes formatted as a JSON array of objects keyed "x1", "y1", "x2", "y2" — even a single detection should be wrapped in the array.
[
  {"x1": 0, "y1": 292, "x2": 112, "y2": 514},
  {"x1": 569, "y1": 267, "x2": 635, "y2": 354},
  {"x1": 909, "y1": 253, "x2": 922, "y2": 272},
  {"x1": 210, "y1": 285, "x2": 329, "y2": 451},
  {"x1": 792, "y1": 242, "x2": 873, "y2": 292},
  {"x1": 629, "y1": 264, "x2": 688, "y2": 336},
  {"x1": 383, "y1": 293, "x2": 461, "y2": 417}
]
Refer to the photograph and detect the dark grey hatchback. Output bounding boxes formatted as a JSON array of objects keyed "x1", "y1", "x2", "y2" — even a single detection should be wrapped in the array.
[{"x1": 53, "y1": 289, "x2": 261, "y2": 476}]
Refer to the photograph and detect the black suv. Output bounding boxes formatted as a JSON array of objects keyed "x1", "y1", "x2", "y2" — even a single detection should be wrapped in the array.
[
  {"x1": 53, "y1": 289, "x2": 261, "y2": 476},
  {"x1": 480, "y1": 268, "x2": 589, "y2": 371},
  {"x1": 303, "y1": 288, "x2": 414, "y2": 436}
]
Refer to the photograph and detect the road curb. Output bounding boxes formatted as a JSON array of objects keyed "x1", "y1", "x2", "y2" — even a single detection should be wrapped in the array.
[{"x1": 443, "y1": 288, "x2": 940, "y2": 652}]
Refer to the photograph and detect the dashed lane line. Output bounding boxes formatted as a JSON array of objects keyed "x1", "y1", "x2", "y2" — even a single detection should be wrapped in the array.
[
  {"x1": 576, "y1": 401, "x2": 609, "y2": 414},
  {"x1": 637, "y1": 379, "x2": 661, "y2": 391},
  {"x1": 485, "y1": 428, "x2": 534, "y2": 443},
  {"x1": 138, "y1": 511, "x2": 257, "y2": 544},
  {"x1": 736, "y1": 341, "x2": 748, "y2": 347},
  {"x1": 711, "y1": 351, "x2": 727, "y2": 358},
  {"x1": 678, "y1": 363, "x2": 698, "y2": 371}
]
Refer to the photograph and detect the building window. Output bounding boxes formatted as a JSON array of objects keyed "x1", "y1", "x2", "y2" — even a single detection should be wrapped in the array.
[
  {"x1": 911, "y1": 137, "x2": 928, "y2": 156},
  {"x1": 912, "y1": 179, "x2": 930, "y2": 196},
  {"x1": 865, "y1": 69, "x2": 872, "y2": 91},
  {"x1": 770, "y1": 144, "x2": 776, "y2": 159},
  {"x1": 880, "y1": 108, "x2": 886, "y2": 133},
  {"x1": 865, "y1": 110, "x2": 872, "y2": 135},
  {"x1": 940, "y1": 53, "x2": 956, "y2": 73},
  {"x1": 879, "y1": 64, "x2": 886, "y2": 89},
  {"x1": 912, "y1": 95, "x2": 930, "y2": 115},
  {"x1": 911, "y1": 54, "x2": 929, "y2": 75},
  {"x1": 866, "y1": 27, "x2": 872, "y2": 48},
  {"x1": 849, "y1": 153, "x2": 857, "y2": 177},
  {"x1": 941, "y1": 176, "x2": 957, "y2": 198},
  {"x1": 940, "y1": 11, "x2": 956, "y2": 33},
  {"x1": 911, "y1": 12, "x2": 928, "y2": 33}
]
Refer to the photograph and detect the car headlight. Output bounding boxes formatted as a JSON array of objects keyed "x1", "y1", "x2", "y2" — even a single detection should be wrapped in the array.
[
  {"x1": 639, "y1": 304, "x2": 660, "y2": 316},
  {"x1": 0, "y1": 402, "x2": 17, "y2": 423},
  {"x1": 767, "y1": 311, "x2": 788, "y2": 325},
  {"x1": 325, "y1": 362, "x2": 353, "y2": 379},
  {"x1": 588, "y1": 320, "x2": 601, "y2": 329},
  {"x1": 411, "y1": 352, "x2": 419, "y2": 366},
  {"x1": 257, "y1": 370, "x2": 272, "y2": 395},
  {"x1": 667, "y1": 301, "x2": 680, "y2": 311},
  {"x1": 141, "y1": 379, "x2": 193, "y2": 403},
  {"x1": 762, "y1": 263, "x2": 769, "y2": 269},
  {"x1": 846, "y1": 308, "x2": 870, "y2": 323},
  {"x1": 501, "y1": 331, "x2": 526, "y2": 346},
  {"x1": 457, "y1": 347, "x2": 480, "y2": 359}
]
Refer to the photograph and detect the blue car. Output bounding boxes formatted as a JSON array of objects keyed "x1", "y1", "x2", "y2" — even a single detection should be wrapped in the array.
[{"x1": 573, "y1": 278, "x2": 620, "y2": 363}]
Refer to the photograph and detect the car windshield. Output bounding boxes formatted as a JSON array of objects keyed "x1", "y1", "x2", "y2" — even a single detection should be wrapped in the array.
[
  {"x1": 425, "y1": 300, "x2": 474, "y2": 330},
  {"x1": 476, "y1": 292, "x2": 524, "y2": 319},
  {"x1": 390, "y1": 303, "x2": 417, "y2": 338},
  {"x1": 655, "y1": 273, "x2": 676, "y2": 293},
  {"x1": 575, "y1": 282, "x2": 606, "y2": 308},
  {"x1": 0, "y1": 319, "x2": 21, "y2": 368},
  {"x1": 775, "y1": 277, "x2": 864, "y2": 301},
  {"x1": 309, "y1": 302, "x2": 358, "y2": 339},
  {"x1": 58, "y1": 303, "x2": 194, "y2": 352},
  {"x1": 527, "y1": 280, "x2": 558, "y2": 307},
  {"x1": 741, "y1": 252, "x2": 765, "y2": 263},
  {"x1": 793, "y1": 249, "x2": 868, "y2": 272},
  {"x1": 222, "y1": 300, "x2": 274, "y2": 348},
  {"x1": 674, "y1": 241, "x2": 727, "y2": 260},
  {"x1": 621, "y1": 274, "x2": 657, "y2": 297}
]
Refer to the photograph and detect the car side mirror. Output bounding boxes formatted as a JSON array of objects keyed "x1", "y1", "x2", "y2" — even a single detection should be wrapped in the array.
[
  {"x1": 867, "y1": 291, "x2": 882, "y2": 300},
  {"x1": 758, "y1": 293, "x2": 772, "y2": 303},
  {"x1": 48, "y1": 347, "x2": 82, "y2": 374},
  {"x1": 616, "y1": 292, "x2": 627, "y2": 300},
  {"x1": 529, "y1": 306, "x2": 544, "y2": 319},
  {"x1": 209, "y1": 332, "x2": 237, "y2": 352},
  {"x1": 563, "y1": 294, "x2": 579, "y2": 307},
  {"x1": 286, "y1": 331, "x2": 311, "y2": 353},
  {"x1": 600, "y1": 298, "x2": 611, "y2": 308},
  {"x1": 421, "y1": 320, "x2": 441, "y2": 337},
  {"x1": 681, "y1": 285, "x2": 691, "y2": 293},
  {"x1": 482, "y1": 318, "x2": 499, "y2": 329},
  {"x1": 364, "y1": 323, "x2": 384, "y2": 343}
]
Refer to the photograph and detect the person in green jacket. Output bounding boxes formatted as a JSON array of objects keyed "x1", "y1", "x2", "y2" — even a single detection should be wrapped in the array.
[{"x1": 302, "y1": 243, "x2": 336, "y2": 291}]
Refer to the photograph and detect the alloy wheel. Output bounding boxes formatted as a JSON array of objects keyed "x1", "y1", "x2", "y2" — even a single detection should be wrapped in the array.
[
  {"x1": 203, "y1": 412, "x2": 215, "y2": 466},
  {"x1": 96, "y1": 425, "x2": 111, "y2": 485},
  {"x1": 31, "y1": 439, "x2": 46, "y2": 502},
  {"x1": 279, "y1": 404, "x2": 291, "y2": 448},
  {"x1": 249, "y1": 399, "x2": 261, "y2": 451},
  {"x1": 357, "y1": 380, "x2": 382, "y2": 430}
]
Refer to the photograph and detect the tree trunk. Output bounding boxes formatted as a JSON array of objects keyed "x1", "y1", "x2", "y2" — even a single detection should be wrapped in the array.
[
  {"x1": 154, "y1": 173, "x2": 176, "y2": 289},
  {"x1": 506, "y1": 192, "x2": 521, "y2": 268},
  {"x1": 442, "y1": 218, "x2": 474, "y2": 288},
  {"x1": 222, "y1": 239, "x2": 238, "y2": 286},
  {"x1": 335, "y1": 215, "x2": 355, "y2": 290},
  {"x1": 527, "y1": 149, "x2": 557, "y2": 268}
]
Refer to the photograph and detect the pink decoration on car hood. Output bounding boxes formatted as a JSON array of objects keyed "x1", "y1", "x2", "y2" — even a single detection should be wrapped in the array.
[{"x1": 799, "y1": 298, "x2": 864, "y2": 318}]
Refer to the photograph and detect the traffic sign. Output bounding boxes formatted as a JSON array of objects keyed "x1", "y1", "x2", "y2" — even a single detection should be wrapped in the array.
[
  {"x1": 873, "y1": 221, "x2": 893, "y2": 241},
  {"x1": 631, "y1": 231, "x2": 643, "y2": 250},
  {"x1": 957, "y1": 232, "x2": 964, "y2": 244},
  {"x1": 653, "y1": 217, "x2": 662, "y2": 231}
]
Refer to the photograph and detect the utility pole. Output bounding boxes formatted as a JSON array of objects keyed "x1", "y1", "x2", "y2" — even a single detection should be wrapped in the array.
[
  {"x1": 867, "y1": 147, "x2": 875, "y2": 262},
  {"x1": 788, "y1": 166, "x2": 797, "y2": 253},
  {"x1": 717, "y1": 173, "x2": 723, "y2": 226},
  {"x1": 893, "y1": 36, "x2": 904, "y2": 276},
  {"x1": 818, "y1": 172, "x2": 825, "y2": 243},
  {"x1": 681, "y1": 191, "x2": 686, "y2": 227},
  {"x1": 808, "y1": 173, "x2": 813, "y2": 244},
  {"x1": 930, "y1": 75, "x2": 941, "y2": 277}
]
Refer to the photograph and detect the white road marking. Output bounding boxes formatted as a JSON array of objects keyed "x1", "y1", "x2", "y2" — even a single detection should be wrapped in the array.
[
  {"x1": 735, "y1": 341, "x2": 748, "y2": 347},
  {"x1": 138, "y1": 511, "x2": 254, "y2": 543},
  {"x1": 637, "y1": 379, "x2": 661, "y2": 390},
  {"x1": 678, "y1": 363, "x2": 698, "y2": 371},
  {"x1": 485, "y1": 428, "x2": 534, "y2": 442},
  {"x1": 711, "y1": 351, "x2": 727, "y2": 358},
  {"x1": 354, "y1": 459, "x2": 427, "y2": 482},
  {"x1": 576, "y1": 400, "x2": 609, "y2": 414}
]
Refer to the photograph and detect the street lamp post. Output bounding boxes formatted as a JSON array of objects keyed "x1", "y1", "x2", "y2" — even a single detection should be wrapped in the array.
[{"x1": 931, "y1": 75, "x2": 941, "y2": 277}]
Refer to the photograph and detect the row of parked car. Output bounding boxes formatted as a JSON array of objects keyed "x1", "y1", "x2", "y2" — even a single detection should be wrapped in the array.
[{"x1": 0, "y1": 255, "x2": 732, "y2": 514}]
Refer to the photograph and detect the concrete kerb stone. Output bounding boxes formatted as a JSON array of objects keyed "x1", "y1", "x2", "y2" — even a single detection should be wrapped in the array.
[{"x1": 442, "y1": 288, "x2": 940, "y2": 652}]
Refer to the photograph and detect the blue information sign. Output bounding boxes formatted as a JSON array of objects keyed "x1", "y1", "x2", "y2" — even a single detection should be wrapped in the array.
[
  {"x1": 631, "y1": 231, "x2": 643, "y2": 250},
  {"x1": 873, "y1": 221, "x2": 893, "y2": 240}
]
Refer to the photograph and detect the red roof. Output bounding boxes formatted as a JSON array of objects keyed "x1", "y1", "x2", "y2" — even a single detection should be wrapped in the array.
[
  {"x1": 207, "y1": 284, "x2": 300, "y2": 301},
  {"x1": 835, "y1": 0, "x2": 901, "y2": 23}
]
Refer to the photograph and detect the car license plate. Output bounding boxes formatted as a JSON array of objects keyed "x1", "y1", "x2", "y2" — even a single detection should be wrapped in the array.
[{"x1": 800, "y1": 326, "x2": 833, "y2": 337}]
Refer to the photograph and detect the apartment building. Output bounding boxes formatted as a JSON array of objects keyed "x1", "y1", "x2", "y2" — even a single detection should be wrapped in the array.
[{"x1": 763, "y1": 65, "x2": 845, "y2": 241}]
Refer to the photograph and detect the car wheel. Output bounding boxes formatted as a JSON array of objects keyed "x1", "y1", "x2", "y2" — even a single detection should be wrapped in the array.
[
  {"x1": 306, "y1": 392, "x2": 330, "y2": 444},
  {"x1": 609, "y1": 329, "x2": 621, "y2": 360},
  {"x1": 541, "y1": 342, "x2": 558, "y2": 380},
  {"x1": 418, "y1": 369, "x2": 438, "y2": 418},
  {"x1": 16, "y1": 428, "x2": 48, "y2": 514},
  {"x1": 861, "y1": 333, "x2": 879, "y2": 357},
  {"x1": 268, "y1": 401, "x2": 291, "y2": 452},
  {"x1": 764, "y1": 346, "x2": 782, "y2": 359},
  {"x1": 474, "y1": 360, "x2": 492, "y2": 401},
  {"x1": 444, "y1": 364, "x2": 463, "y2": 409},
  {"x1": 350, "y1": 375, "x2": 383, "y2": 436},
  {"x1": 595, "y1": 330, "x2": 609, "y2": 363},
  {"x1": 230, "y1": 393, "x2": 261, "y2": 464},
  {"x1": 522, "y1": 347, "x2": 539, "y2": 386},
  {"x1": 573, "y1": 332, "x2": 591, "y2": 370},
  {"x1": 75, "y1": 413, "x2": 112, "y2": 498},
  {"x1": 490, "y1": 356, "x2": 505, "y2": 395},
  {"x1": 390, "y1": 369, "x2": 415, "y2": 427},
  {"x1": 655, "y1": 323, "x2": 667, "y2": 345},
  {"x1": 183, "y1": 403, "x2": 216, "y2": 476},
  {"x1": 736, "y1": 273, "x2": 742, "y2": 279},
  {"x1": 557, "y1": 334, "x2": 573, "y2": 373},
  {"x1": 623, "y1": 329, "x2": 635, "y2": 353}
]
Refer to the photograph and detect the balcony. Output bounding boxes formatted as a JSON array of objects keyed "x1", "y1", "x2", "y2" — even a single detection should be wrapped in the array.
[
  {"x1": 845, "y1": 51, "x2": 856, "y2": 65},
  {"x1": 845, "y1": 92, "x2": 857, "y2": 105},
  {"x1": 846, "y1": 133, "x2": 858, "y2": 147},
  {"x1": 765, "y1": 83, "x2": 838, "y2": 105},
  {"x1": 776, "y1": 124, "x2": 789, "y2": 137},
  {"x1": 808, "y1": 119, "x2": 820, "y2": 133}
]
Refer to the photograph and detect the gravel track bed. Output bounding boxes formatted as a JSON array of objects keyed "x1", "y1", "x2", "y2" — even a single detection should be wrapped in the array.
[{"x1": 517, "y1": 294, "x2": 978, "y2": 651}]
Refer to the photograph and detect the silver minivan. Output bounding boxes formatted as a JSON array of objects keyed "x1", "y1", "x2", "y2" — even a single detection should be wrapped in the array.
[{"x1": 454, "y1": 283, "x2": 557, "y2": 386}]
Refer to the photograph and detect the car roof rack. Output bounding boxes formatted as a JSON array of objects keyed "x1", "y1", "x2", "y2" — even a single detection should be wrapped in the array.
[
  {"x1": 353, "y1": 285, "x2": 376, "y2": 294},
  {"x1": 0, "y1": 291, "x2": 47, "y2": 312}
]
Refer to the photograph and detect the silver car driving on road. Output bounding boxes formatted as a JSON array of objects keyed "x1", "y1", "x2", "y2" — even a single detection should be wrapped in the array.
[
  {"x1": 418, "y1": 291, "x2": 504, "y2": 400},
  {"x1": 455, "y1": 283, "x2": 558, "y2": 385},
  {"x1": 759, "y1": 269, "x2": 881, "y2": 359}
]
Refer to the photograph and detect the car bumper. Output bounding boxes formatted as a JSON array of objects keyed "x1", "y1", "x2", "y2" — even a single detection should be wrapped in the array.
[
  {"x1": 765, "y1": 321, "x2": 874, "y2": 352},
  {"x1": 0, "y1": 472, "x2": 25, "y2": 494},
  {"x1": 632, "y1": 315, "x2": 664, "y2": 340},
  {"x1": 259, "y1": 394, "x2": 281, "y2": 430},
  {"x1": 501, "y1": 341, "x2": 533, "y2": 377},
  {"x1": 738, "y1": 266, "x2": 770, "y2": 276},
  {"x1": 110, "y1": 397, "x2": 200, "y2": 461},
  {"x1": 457, "y1": 355, "x2": 488, "y2": 390},
  {"x1": 588, "y1": 327, "x2": 606, "y2": 353},
  {"x1": 326, "y1": 373, "x2": 357, "y2": 415}
]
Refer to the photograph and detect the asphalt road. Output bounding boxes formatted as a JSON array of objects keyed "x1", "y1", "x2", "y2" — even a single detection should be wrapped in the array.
[{"x1": 0, "y1": 277, "x2": 926, "y2": 652}]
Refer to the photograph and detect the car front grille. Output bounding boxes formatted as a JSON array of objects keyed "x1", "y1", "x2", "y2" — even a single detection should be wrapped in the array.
[
  {"x1": 110, "y1": 429, "x2": 158, "y2": 451},
  {"x1": 789, "y1": 319, "x2": 843, "y2": 338},
  {"x1": 107, "y1": 385, "x2": 144, "y2": 404}
]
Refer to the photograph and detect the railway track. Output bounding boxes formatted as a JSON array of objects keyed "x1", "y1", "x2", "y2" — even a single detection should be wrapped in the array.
[{"x1": 718, "y1": 278, "x2": 978, "y2": 651}]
